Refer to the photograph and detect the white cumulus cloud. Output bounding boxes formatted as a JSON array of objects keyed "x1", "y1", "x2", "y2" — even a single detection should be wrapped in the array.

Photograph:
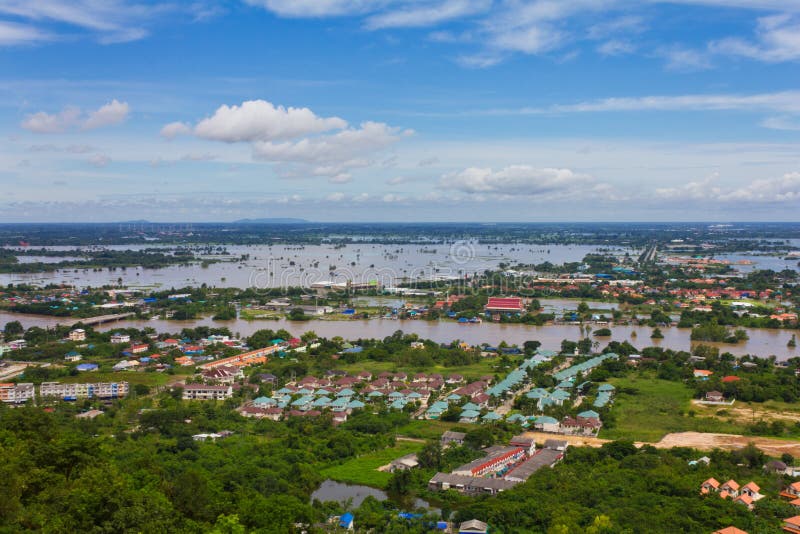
[{"x1": 193, "y1": 100, "x2": 347, "y2": 142}]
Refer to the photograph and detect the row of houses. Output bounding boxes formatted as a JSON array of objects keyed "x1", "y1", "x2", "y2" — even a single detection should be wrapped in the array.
[
  {"x1": 701, "y1": 478, "x2": 763, "y2": 510},
  {"x1": 1, "y1": 381, "x2": 129, "y2": 403}
]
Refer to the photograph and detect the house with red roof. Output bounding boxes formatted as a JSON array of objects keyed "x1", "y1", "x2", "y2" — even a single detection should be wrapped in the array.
[{"x1": 722, "y1": 375, "x2": 741, "y2": 383}]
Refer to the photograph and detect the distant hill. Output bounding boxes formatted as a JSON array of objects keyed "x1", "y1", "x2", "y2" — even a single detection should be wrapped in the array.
[{"x1": 233, "y1": 218, "x2": 309, "y2": 224}]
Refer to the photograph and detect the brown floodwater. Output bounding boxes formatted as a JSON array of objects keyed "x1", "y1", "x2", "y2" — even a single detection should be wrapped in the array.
[{"x1": 1, "y1": 311, "x2": 796, "y2": 360}]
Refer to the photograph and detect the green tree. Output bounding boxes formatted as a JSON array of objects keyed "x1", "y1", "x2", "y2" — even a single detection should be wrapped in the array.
[{"x1": 3, "y1": 320, "x2": 23, "y2": 339}]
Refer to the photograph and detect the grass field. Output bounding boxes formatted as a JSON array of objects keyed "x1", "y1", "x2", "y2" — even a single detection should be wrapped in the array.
[
  {"x1": 331, "y1": 358, "x2": 507, "y2": 382},
  {"x1": 239, "y1": 309, "x2": 282, "y2": 320},
  {"x1": 59, "y1": 371, "x2": 173, "y2": 387},
  {"x1": 396, "y1": 419, "x2": 476, "y2": 440},
  {"x1": 319, "y1": 441, "x2": 425, "y2": 489},
  {"x1": 600, "y1": 374, "x2": 746, "y2": 442}
]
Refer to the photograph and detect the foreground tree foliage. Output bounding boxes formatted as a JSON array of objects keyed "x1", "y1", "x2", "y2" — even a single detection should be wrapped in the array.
[{"x1": 0, "y1": 393, "x2": 795, "y2": 533}]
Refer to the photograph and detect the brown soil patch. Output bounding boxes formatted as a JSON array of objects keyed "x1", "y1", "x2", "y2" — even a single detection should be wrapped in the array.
[
  {"x1": 520, "y1": 430, "x2": 800, "y2": 457},
  {"x1": 652, "y1": 431, "x2": 800, "y2": 457}
]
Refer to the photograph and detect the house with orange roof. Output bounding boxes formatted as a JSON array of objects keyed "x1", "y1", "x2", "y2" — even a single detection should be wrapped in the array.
[
  {"x1": 790, "y1": 498, "x2": 800, "y2": 509},
  {"x1": 741, "y1": 482, "x2": 761, "y2": 499},
  {"x1": 783, "y1": 515, "x2": 800, "y2": 534},
  {"x1": 734, "y1": 493, "x2": 754, "y2": 510},
  {"x1": 174, "y1": 356, "x2": 194, "y2": 366},
  {"x1": 721, "y1": 480, "x2": 740, "y2": 497},
  {"x1": 701, "y1": 478, "x2": 720, "y2": 494},
  {"x1": 782, "y1": 482, "x2": 800, "y2": 500},
  {"x1": 721, "y1": 376, "x2": 741, "y2": 383},
  {"x1": 694, "y1": 369, "x2": 714, "y2": 379},
  {"x1": 713, "y1": 527, "x2": 748, "y2": 534}
]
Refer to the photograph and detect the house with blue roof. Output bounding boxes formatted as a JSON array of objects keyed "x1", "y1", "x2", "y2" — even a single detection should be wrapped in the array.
[{"x1": 339, "y1": 512, "x2": 354, "y2": 530}]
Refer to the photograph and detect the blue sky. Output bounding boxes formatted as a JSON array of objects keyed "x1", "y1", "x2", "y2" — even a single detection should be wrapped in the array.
[{"x1": 1, "y1": 0, "x2": 800, "y2": 222}]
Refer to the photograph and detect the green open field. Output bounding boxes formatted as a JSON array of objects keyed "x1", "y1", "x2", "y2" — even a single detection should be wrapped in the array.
[
  {"x1": 319, "y1": 441, "x2": 424, "y2": 489},
  {"x1": 600, "y1": 374, "x2": 746, "y2": 442},
  {"x1": 59, "y1": 371, "x2": 173, "y2": 387},
  {"x1": 396, "y1": 419, "x2": 476, "y2": 440},
  {"x1": 331, "y1": 358, "x2": 510, "y2": 382},
  {"x1": 239, "y1": 309, "x2": 282, "y2": 320}
]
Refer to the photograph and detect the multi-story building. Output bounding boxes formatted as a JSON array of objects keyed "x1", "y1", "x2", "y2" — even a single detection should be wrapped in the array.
[
  {"x1": 39, "y1": 381, "x2": 129, "y2": 400},
  {"x1": 68, "y1": 329, "x2": 86, "y2": 342},
  {"x1": 182, "y1": 383, "x2": 233, "y2": 401},
  {"x1": 0, "y1": 383, "x2": 35, "y2": 404},
  {"x1": 110, "y1": 333, "x2": 131, "y2": 344}
]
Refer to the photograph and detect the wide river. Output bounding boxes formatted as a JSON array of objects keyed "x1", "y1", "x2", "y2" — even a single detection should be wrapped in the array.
[{"x1": 1, "y1": 311, "x2": 796, "y2": 360}]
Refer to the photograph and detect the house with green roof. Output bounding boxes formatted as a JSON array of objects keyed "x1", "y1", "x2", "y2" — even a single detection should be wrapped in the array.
[
  {"x1": 482, "y1": 411, "x2": 502, "y2": 422},
  {"x1": 459, "y1": 409, "x2": 480, "y2": 423}
]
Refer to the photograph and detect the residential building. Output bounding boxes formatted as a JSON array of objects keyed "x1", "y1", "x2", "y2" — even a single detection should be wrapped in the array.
[
  {"x1": 459, "y1": 519, "x2": 489, "y2": 534},
  {"x1": 484, "y1": 297, "x2": 525, "y2": 313},
  {"x1": 441, "y1": 431, "x2": 466, "y2": 447},
  {"x1": 39, "y1": 381, "x2": 129, "y2": 400},
  {"x1": 110, "y1": 333, "x2": 131, "y2": 344},
  {"x1": 0, "y1": 382, "x2": 34, "y2": 404},
  {"x1": 182, "y1": 383, "x2": 233, "y2": 401},
  {"x1": 389, "y1": 454, "x2": 419, "y2": 472},
  {"x1": 129, "y1": 344, "x2": 149, "y2": 354},
  {"x1": 720, "y1": 480, "x2": 740, "y2": 498},
  {"x1": 68, "y1": 329, "x2": 86, "y2": 342},
  {"x1": 783, "y1": 516, "x2": 800, "y2": 534},
  {"x1": 64, "y1": 351, "x2": 83, "y2": 362},
  {"x1": 201, "y1": 365, "x2": 243, "y2": 384},
  {"x1": 452, "y1": 446, "x2": 526, "y2": 477},
  {"x1": 701, "y1": 478, "x2": 720, "y2": 494}
]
